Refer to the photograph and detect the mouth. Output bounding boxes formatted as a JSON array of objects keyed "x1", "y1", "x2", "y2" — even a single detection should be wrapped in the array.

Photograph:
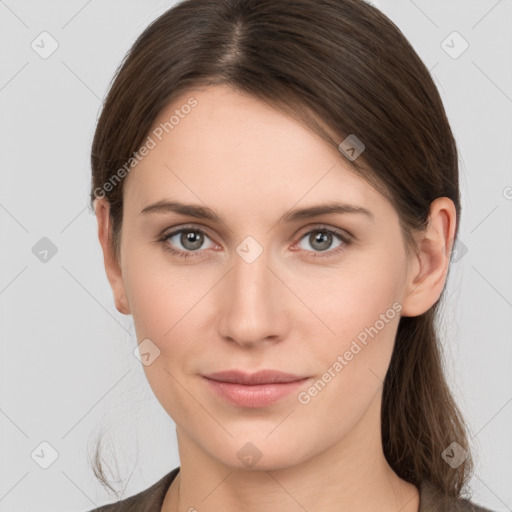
[{"x1": 202, "y1": 370, "x2": 311, "y2": 408}]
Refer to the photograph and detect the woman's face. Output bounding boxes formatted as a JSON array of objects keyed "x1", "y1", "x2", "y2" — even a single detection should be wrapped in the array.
[{"x1": 107, "y1": 84, "x2": 419, "y2": 470}]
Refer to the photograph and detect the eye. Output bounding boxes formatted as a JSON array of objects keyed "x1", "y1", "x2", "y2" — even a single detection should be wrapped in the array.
[
  {"x1": 159, "y1": 226, "x2": 217, "y2": 259},
  {"x1": 295, "y1": 226, "x2": 351, "y2": 258},
  {"x1": 158, "y1": 224, "x2": 352, "y2": 260}
]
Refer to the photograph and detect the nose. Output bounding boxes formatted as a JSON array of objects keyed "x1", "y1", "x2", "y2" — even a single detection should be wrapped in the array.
[{"x1": 216, "y1": 244, "x2": 290, "y2": 348}]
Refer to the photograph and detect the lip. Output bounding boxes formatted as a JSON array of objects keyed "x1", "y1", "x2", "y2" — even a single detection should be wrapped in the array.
[
  {"x1": 202, "y1": 370, "x2": 310, "y2": 408},
  {"x1": 204, "y1": 369, "x2": 307, "y2": 385}
]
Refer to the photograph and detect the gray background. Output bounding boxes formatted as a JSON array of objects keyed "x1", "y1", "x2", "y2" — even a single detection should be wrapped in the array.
[{"x1": 0, "y1": 1, "x2": 511, "y2": 511}]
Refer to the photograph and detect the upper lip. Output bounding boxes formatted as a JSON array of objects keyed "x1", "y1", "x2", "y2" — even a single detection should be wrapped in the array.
[{"x1": 203, "y1": 370, "x2": 308, "y2": 385}]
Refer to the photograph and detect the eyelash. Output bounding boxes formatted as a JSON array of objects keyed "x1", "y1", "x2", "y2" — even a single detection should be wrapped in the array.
[{"x1": 157, "y1": 224, "x2": 352, "y2": 261}]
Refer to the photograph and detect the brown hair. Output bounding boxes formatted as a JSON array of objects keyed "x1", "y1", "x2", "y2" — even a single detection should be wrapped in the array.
[{"x1": 90, "y1": 0, "x2": 474, "y2": 500}]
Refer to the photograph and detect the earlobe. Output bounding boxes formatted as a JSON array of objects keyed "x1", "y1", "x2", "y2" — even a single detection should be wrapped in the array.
[
  {"x1": 400, "y1": 197, "x2": 457, "y2": 317},
  {"x1": 94, "y1": 198, "x2": 131, "y2": 315}
]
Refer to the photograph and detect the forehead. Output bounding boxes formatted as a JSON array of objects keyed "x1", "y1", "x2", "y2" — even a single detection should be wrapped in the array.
[{"x1": 122, "y1": 84, "x2": 393, "y2": 224}]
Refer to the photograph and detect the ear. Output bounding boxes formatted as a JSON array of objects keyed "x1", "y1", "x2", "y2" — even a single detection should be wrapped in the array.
[
  {"x1": 94, "y1": 198, "x2": 131, "y2": 315},
  {"x1": 401, "y1": 197, "x2": 457, "y2": 317}
]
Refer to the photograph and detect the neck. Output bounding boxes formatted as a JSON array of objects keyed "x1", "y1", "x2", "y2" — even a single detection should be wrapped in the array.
[{"x1": 162, "y1": 393, "x2": 420, "y2": 512}]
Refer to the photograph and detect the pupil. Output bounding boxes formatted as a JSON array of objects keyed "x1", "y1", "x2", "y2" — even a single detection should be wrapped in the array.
[
  {"x1": 312, "y1": 231, "x2": 331, "y2": 251},
  {"x1": 183, "y1": 231, "x2": 202, "y2": 250}
]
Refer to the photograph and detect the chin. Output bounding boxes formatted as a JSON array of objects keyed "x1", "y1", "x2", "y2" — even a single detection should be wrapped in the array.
[{"x1": 207, "y1": 436, "x2": 313, "y2": 473}]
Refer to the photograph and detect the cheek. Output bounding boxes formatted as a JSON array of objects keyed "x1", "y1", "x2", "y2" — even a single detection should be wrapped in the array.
[
  {"x1": 122, "y1": 240, "x2": 193, "y2": 339},
  {"x1": 122, "y1": 251, "x2": 203, "y2": 418},
  {"x1": 119, "y1": 233, "x2": 406, "y2": 456},
  {"x1": 123, "y1": 232, "x2": 406, "y2": 357},
  {"x1": 121, "y1": 244, "x2": 217, "y2": 382},
  {"x1": 292, "y1": 266, "x2": 403, "y2": 444},
  {"x1": 296, "y1": 247, "x2": 405, "y2": 391},
  {"x1": 293, "y1": 246, "x2": 405, "y2": 343}
]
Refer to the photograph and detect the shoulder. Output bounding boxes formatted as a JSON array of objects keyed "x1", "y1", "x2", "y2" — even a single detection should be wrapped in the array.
[
  {"x1": 419, "y1": 481, "x2": 496, "y2": 512},
  {"x1": 84, "y1": 467, "x2": 180, "y2": 512}
]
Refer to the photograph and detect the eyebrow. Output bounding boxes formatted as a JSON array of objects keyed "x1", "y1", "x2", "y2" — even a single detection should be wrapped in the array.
[{"x1": 139, "y1": 200, "x2": 374, "y2": 225}]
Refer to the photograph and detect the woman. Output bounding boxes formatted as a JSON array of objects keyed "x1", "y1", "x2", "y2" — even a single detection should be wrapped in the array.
[{"x1": 87, "y1": 0, "x2": 494, "y2": 510}]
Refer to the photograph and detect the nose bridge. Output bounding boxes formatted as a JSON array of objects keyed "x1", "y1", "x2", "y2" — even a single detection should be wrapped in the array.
[{"x1": 217, "y1": 237, "x2": 287, "y2": 345}]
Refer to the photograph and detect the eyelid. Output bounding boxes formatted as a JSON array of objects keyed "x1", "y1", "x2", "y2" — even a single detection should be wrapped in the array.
[
  {"x1": 160, "y1": 223, "x2": 216, "y2": 240},
  {"x1": 160, "y1": 224, "x2": 220, "y2": 251},
  {"x1": 160, "y1": 222, "x2": 353, "y2": 242},
  {"x1": 290, "y1": 224, "x2": 352, "y2": 259},
  {"x1": 293, "y1": 223, "x2": 353, "y2": 242}
]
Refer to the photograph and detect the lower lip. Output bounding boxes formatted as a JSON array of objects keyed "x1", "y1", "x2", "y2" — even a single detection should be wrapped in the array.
[{"x1": 203, "y1": 377, "x2": 309, "y2": 408}]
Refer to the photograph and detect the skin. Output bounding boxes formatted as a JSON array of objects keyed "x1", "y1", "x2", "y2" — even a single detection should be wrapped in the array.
[{"x1": 95, "y1": 84, "x2": 456, "y2": 512}]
